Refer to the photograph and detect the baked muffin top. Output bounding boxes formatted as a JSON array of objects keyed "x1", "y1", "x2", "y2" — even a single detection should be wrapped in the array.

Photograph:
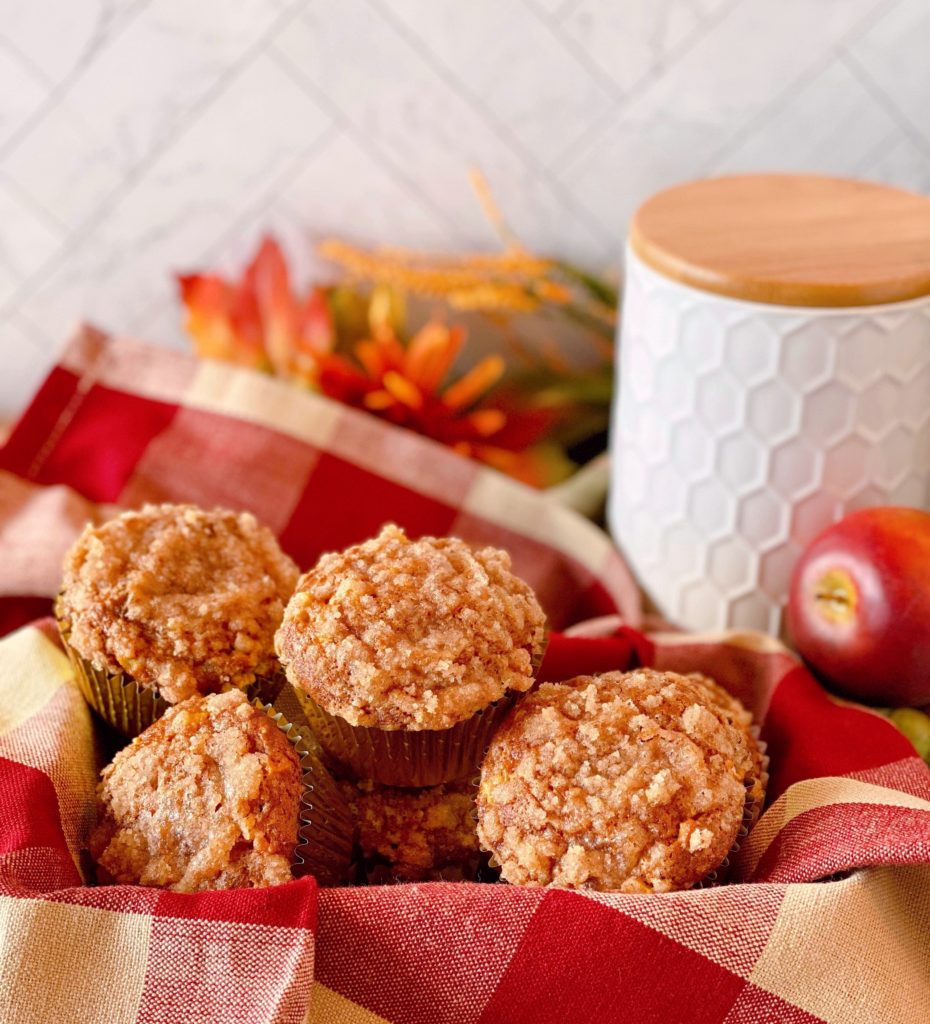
[
  {"x1": 90, "y1": 689, "x2": 302, "y2": 891},
  {"x1": 344, "y1": 778, "x2": 479, "y2": 881},
  {"x1": 685, "y1": 672, "x2": 766, "y2": 805},
  {"x1": 477, "y1": 669, "x2": 756, "y2": 892},
  {"x1": 276, "y1": 524, "x2": 547, "y2": 730},
  {"x1": 59, "y1": 503, "x2": 299, "y2": 703}
]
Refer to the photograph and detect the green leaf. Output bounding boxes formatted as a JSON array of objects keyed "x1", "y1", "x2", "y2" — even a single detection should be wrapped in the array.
[{"x1": 554, "y1": 260, "x2": 621, "y2": 308}]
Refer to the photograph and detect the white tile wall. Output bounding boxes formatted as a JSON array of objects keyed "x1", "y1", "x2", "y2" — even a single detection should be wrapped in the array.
[{"x1": 0, "y1": 0, "x2": 928, "y2": 416}]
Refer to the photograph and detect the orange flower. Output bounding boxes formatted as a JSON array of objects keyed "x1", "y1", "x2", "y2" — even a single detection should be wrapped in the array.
[
  {"x1": 179, "y1": 234, "x2": 581, "y2": 488},
  {"x1": 178, "y1": 237, "x2": 334, "y2": 382},
  {"x1": 318, "y1": 317, "x2": 568, "y2": 487}
]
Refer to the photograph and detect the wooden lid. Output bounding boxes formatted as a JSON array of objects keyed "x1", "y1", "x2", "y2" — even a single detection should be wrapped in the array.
[{"x1": 630, "y1": 174, "x2": 930, "y2": 307}]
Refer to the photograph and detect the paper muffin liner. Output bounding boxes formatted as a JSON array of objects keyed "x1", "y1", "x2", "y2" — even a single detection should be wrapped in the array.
[
  {"x1": 57, "y1": 621, "x2": 170, "y2": 739},
  {"x1": 56, "y1": 598, "x2": 286, "y2": 739},
  {"x1": 293, "y1": 686, "x2": 520, "y2": 788},
  {"x1": 694, "y1": 729, "x2": 769, "y2": 889},
  {"x1": 290, "y1": 633, "x2": 548, "y2": 789},
  {"x1": 254, "y1": 699, "x2": 354, "y2": 887},
  {"x1": 247, "y1": 670, "x2": 287, "y2": 707}
]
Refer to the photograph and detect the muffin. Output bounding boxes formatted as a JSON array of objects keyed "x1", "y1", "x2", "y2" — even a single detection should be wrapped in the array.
[
  {"x1": 477, "y1": 669, "x2": 764, "y2": 892},
  {"x1": 90, "y1": 690, "x2": 302, "y2": 891},
  {"x1": 343, "y1": 778, "x2": 481, "y2": 882},
  {"x1": 57, "y1": 503, "x2": 299, "y2": 735},
  {"x1": 685, "y1": 672, "x2": 767, "y2": 809},
  {"x1": 276, "y1": 524, "x2": 547, "y2": 786}
]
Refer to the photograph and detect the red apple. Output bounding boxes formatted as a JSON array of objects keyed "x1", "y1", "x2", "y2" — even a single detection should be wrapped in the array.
[{"x1": 787, "y1": 507, "x2": 930, "y2": 706}]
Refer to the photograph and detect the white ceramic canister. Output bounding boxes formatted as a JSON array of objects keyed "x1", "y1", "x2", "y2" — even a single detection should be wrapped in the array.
[{"x1": 608, "y1": 175, "x2": 930, "y2": 635}]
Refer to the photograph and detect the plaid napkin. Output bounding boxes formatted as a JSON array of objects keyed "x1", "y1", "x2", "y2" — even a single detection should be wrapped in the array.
[{"x1": 0, "y1": 328, "x2": 928, "y2": 1024}]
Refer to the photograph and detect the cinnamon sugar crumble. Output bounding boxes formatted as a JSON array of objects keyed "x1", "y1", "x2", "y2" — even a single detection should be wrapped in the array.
[
  {"x1": 685, "y1": 673, "x2": 766, "y2": 804},
  {"x1": 275, "y1": 524, "x2": 547, "y2": 730},
  {"x1": 477, "y1": 669, "x2": 759, "y2": 893},
  {"x1": 343, "y1": 778, "x2": 479, "y2": 881},
  {"x1": 90, "y1": 689, "x2": 302, "y2": 891},
  {"x1": 59, "y1": 504, "x2": 299, "y2": 703}
]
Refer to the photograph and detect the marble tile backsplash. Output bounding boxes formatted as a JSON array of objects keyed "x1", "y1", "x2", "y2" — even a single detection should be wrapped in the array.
[{"x1": 0, "y1": 0, "x2": 928, "y2": 415}]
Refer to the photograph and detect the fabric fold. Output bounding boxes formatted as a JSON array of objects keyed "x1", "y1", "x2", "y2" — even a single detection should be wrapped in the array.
[{"x1": 0, "y1": 330, "x2": 927, "y2": 1024}]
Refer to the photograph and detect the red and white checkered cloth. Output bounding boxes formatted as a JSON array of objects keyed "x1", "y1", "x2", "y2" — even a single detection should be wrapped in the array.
[{"x1": 0, "y1": 327, "x2": 928, "y2": 1024}]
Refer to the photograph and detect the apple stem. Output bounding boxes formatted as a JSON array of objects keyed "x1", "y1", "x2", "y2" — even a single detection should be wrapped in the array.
[{"x1": 813, "y1": 569, "x2": 857, "y2": 625}]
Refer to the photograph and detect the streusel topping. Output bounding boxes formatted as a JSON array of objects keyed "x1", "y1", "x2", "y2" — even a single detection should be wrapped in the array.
[
  {"x1": 276, "y1": 524, "x2": 547, "y2": 730},
  {"x1": 59, "y1": 503, "x2": 299, "y2": 703},
  {"x1": 477, "y1": 669, "x2": 753, "y2": 892},
  {"x1": 90, "y1": 689, "x2": 302, "y2": 891},
  {"x1": 343, "y1": 778, "x2": 479, "y2": 881},
  {"x1": 686, "y1": 672, "x2": 766, "y2": 804}
]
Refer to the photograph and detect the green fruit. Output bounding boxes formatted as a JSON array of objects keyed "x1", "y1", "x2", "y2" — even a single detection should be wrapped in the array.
[{"x1": 887, "y1": 707, "x2": 930, "y2": 763}]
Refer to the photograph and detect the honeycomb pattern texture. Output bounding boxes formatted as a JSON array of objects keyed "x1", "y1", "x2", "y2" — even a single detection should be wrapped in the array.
[{"x1": 608, "y1": 250, "x2": 930, "y2": 635}]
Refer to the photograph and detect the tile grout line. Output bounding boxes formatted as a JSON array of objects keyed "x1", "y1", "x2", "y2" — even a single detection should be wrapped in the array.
[
  {"x1": 8, "y1": 307, "x2": 55, "y2": 349},
  {"x1": 546, "y1": 0, "x2": 747, "y2": 176},
  {"x1": 838, "y1": 49, "x2": 930, "y2": 156},
  {"x1": 0, "y1": 0, "x2": 154, "y2": 166},
  {"x1": 2, "y1": 0, "x2": 922, "y2": 363},
  {"x1": 367, "y1": 0, "x2": 616, "y2": 251},
  {"x1": 0, "y1": 170, "x2": 70, "y2": 237},
  {"x1": 518, "y1": 0, "x2": 627, "y2": 103},
  {"x1": 0, "y1": 0, "x2": 314, "y2": 326},
  {"x1": 0, "y1": 38, "x2": 55, "y2": 91},
  {"x1": 852, "y1": 126, "x2": 915, "y2": 177},
  {"x1": 269, "y1": 35, "x2": 466, "y2": 241},
  {"x1": 124, "y1": 121, "x2": 345, "y2": 336},
  {"x1": 697, "y1": 51, "x2": 847, "y2": 175},
  {"x1": 834, "y1": 0, "x2": 906, "y2": 50},
  {"x1": 191, "y1": 125, "x2": 343, "y2": 266},
  {"x1": 554, "y1": 0, "x2": 582, "y2": 19},
  {"x1": 693, "y1": 0, "x2": 911, "y2": 174}
]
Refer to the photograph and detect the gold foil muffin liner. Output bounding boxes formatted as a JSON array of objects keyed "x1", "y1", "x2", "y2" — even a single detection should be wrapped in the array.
[
  {"x1": 248, "y1": 671, "x2": 287, "y2": 706},
  {"x1": 255, "y1": 699, "x2": 354, "y2": 887},
  {"x1": 57, "y1": 622, "x2": 170, "y2": 739},
  {"x1": 292, "y1": 634, "x2": 550, "y2": 789},
  {"x1": 293, "y1": 687, "x2": 519, "y2": 788},
  {"x1": 56, "y1": 598, "x2": 286, "y2": 739}
]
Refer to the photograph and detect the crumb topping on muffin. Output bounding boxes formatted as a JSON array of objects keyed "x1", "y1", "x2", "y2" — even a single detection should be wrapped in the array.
[
  {"x1": 477, "y1": 669, "x2": 757, "y2": 892},
  {"x1": 275, "y1": 524, "x2": 547, "y2": 730},
  {"x1": 685, "y1": 672, "x2": 766, "y2": 804},
  {"x1": 89, "y1": 689, "x2": 302, "y2": 891},
  {"x1": 59, "y1": 503, "x2": 299, "y2": 703},
  {"x1": 343, "y1": 778, "x2": 479, "y2": 881}
]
